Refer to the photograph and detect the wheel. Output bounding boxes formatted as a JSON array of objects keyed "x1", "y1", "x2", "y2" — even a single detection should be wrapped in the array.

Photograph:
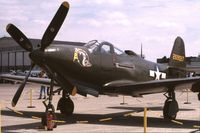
[
  {"x1": 163, "y1": 99, "x2": 179, "y2": 120},
  {"x1": 57, "y1": 97, "x2": 74, "y2": 116}
]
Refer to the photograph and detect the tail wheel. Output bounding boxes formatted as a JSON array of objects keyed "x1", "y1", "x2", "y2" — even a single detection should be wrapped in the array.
[
  {"x1": 163, "y1": 99, "x2": 178, "y2": 120},
  {"x1": 57, "y1": 97, "x2": 74, "y2": 116}
]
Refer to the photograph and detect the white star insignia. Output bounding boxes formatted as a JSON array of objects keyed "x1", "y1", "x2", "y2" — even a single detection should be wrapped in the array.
[{"x1": 149, "y1": 66, "x2": 166, "y2": 80}]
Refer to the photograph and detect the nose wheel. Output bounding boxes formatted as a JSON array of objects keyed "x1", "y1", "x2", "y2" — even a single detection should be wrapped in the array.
[{"x1": 163, "y1": 90, "x2": 179, "y2": 120}]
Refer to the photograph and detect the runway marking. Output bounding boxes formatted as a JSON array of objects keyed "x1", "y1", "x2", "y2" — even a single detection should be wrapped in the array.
[
  {"x1": 124, "y1": 112, "x2": 136, "y2": 117},
  {"x1": 32, "y1": 116, "x2": 40, "y2": 120},
  {"x1": 99, "y1": 118, "x2": 112, "y2": 122},
  {"x1": 171, "y1": 120, "x2": 183, "y2": 125},
  {"x1": 14, "y1": 110, "x2": 24, "y2": 115},
  {"x1": 76, "y1": 121, "x2": 89, "y2": 124},
  {"x1": 52, "y1": 120, "x2": 66, "y2": 123}
]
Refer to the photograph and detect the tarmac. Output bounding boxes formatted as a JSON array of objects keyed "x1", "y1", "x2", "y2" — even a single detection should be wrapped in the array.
[{"x1": 0, "y1": 83, "x2": 200, "y2": 133}]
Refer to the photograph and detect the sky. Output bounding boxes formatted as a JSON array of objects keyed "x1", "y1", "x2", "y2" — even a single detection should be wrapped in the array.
[{"x1": 1, "y1": 0, "x2": 200, "y2": 61}]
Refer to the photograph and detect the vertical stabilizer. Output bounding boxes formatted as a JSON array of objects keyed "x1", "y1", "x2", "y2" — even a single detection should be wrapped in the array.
[
  {"x1": 168, "y1": 36, "x2": 186, "y2": 78},
  {"x1": 169, "y1": 36, "x2": 186, "y2": 68}
]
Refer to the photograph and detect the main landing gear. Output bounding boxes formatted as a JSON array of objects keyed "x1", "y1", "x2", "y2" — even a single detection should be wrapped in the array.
[
  {"x1": 163, "y1": 90, "x2": 179, "y2": 120},
  {"x1": 57, "y1": 89, "x2": 74, "y2": 116}
]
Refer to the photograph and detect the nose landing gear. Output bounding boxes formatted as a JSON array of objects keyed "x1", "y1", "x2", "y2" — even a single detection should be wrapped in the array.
[
  {"x1": 41, "y1": 78, "x2": 57, "y2": 130},
  {"x1": 42, "y1": 102, "x2": 57, "y2": 130}
]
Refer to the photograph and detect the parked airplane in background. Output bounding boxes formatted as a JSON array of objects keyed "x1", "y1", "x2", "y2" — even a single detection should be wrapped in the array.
[{"x1": 1, "y1": 1, "x2": 200, "y2": 129}]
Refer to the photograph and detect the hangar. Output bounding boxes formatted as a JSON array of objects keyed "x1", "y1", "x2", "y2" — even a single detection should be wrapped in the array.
[
  {"x1": 157, "y1": 56, "x2": 200, "y2": 75},
  {"x1": 0, "y1": 36, "x2": 84, "y2": 74}
]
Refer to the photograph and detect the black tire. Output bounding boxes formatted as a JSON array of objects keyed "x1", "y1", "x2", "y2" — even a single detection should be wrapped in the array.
[
  {"x1": 163, "y1": 99, "x2": 178, "y2": 120},
  {"x1": 57, "y1": 97, "x2": 74, "y2": 116}
]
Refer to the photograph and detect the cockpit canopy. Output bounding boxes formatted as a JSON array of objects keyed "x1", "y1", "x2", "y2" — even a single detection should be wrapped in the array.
[
  {"x1": 85, "y1": 40, "x2": 125, "y2": 55},
  {"x1": 84, "y1": 40, "x2": 101, "y2": 53},
  {"x1": 85, "y1": 40, "x2": 138, "y2": 56}
]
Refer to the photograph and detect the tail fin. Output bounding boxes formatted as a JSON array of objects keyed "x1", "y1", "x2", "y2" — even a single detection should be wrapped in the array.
[{"x1": 168, "y1": 36, "x2": 186, "y2": 78}]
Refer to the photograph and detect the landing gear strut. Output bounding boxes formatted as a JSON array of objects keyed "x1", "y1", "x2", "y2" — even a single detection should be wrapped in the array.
[
  {"x1": 198, "y1": 92, "x2": 200, "y2": 101},
  {"x1": 163, "y1": 90, "x2": 179, "y2": 120},
  {"x1": 41, "y1": 78, "x2": 57, "y2": 130},
  {"x1": 57, "y1": 89, "x2": 74, "y2": 116}
]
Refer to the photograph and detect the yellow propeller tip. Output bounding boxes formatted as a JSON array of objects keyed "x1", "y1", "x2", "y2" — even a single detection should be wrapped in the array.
[
  {"x1": 11, "y1": 101, "x2": 16, "y2": 107},
  {"x1": 62, "y1": 1, "x2": 69, "y2": 8},
  {"x1": 6, "y1": 24, "x2": 12, "y2": 31}
]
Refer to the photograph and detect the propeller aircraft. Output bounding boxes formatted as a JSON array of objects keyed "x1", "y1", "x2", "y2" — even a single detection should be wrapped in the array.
[{"x1": 1, "y1": 1, "x2": 200, "y2": 129}]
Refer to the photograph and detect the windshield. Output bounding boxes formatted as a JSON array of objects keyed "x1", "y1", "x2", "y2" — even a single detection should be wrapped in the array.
[
  {"x1": 85, "y1": 40, "x2": 101, "y2": 53},
  {"x1": 114, "y1": 46, "x2": 124, "y2": 55}
]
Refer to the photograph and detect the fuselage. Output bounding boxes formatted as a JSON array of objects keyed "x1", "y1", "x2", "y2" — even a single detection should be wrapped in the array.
[{"x1": 30, "y1": 40, "x2": 168, "y2": 95}]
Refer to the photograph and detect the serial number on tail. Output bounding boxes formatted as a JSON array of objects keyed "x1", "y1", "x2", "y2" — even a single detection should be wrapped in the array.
[{"x1": 172, "y1": 53, "x2": 184, "y2": 62}]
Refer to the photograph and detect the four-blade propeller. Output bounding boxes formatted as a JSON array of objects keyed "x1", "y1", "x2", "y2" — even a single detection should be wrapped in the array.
[{"x1": 6, "y1": 1, "x2": 69, "y2": 107}]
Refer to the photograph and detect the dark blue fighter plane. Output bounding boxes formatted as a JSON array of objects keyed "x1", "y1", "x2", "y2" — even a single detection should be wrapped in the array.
[{"x1": 1, "y1": 1, "x2": 200, "y2": 129}]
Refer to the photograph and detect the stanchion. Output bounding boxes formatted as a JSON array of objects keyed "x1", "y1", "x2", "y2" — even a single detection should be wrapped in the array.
[
  {"x1": 144, "y1": 107, "x2": 147, "y2": 133},
  {"x1": 184, "y1": 89, "x2": 191, "y2": 104},
  {"x1": 120, "y1": 95, "x2": 127, "y2": 105},
  {"x1": 27, "y1": 89, "x2": 35, "y2": 108}
]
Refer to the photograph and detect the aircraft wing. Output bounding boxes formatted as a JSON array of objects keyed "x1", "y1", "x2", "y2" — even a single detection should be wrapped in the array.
[
  {"x1": 102, "y1": 77, "x2": 200, "y2": 97},
  {"x1": 0, "y1": 74, "x2": 55, "y2": 87}
]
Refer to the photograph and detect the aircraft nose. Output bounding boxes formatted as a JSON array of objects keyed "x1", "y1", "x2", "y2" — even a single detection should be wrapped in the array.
[{"x1": 29, "y1": 49, "x2": 45, "y2": 64}]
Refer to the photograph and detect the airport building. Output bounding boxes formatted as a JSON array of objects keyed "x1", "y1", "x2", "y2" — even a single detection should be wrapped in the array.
[
  {"x1": 157, "y1": 56, "x2": 200, "y2": 74},
  {"x1": 0, "y1": 36, "x2": 84, "y2": 73}
]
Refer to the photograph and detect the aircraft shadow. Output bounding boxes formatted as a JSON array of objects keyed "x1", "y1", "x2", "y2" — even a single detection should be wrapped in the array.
[
  {"x1": 2, "y1": 107, "x2": 200, "y2": 133},
  {"x1": 107, "y1": 106, "x2": 195, "y2": 111}
]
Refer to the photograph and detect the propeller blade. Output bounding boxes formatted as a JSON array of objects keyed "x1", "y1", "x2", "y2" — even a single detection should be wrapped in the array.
[
  {"x1": 12, "y1": 63, "x2": 35, "y2": 107},
  {"x1": 6, "y1": 24, "x2": 33, "y2": 52},
  {"x1": 41, "y1": 1, "x2": 69, "y2": 51}
]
